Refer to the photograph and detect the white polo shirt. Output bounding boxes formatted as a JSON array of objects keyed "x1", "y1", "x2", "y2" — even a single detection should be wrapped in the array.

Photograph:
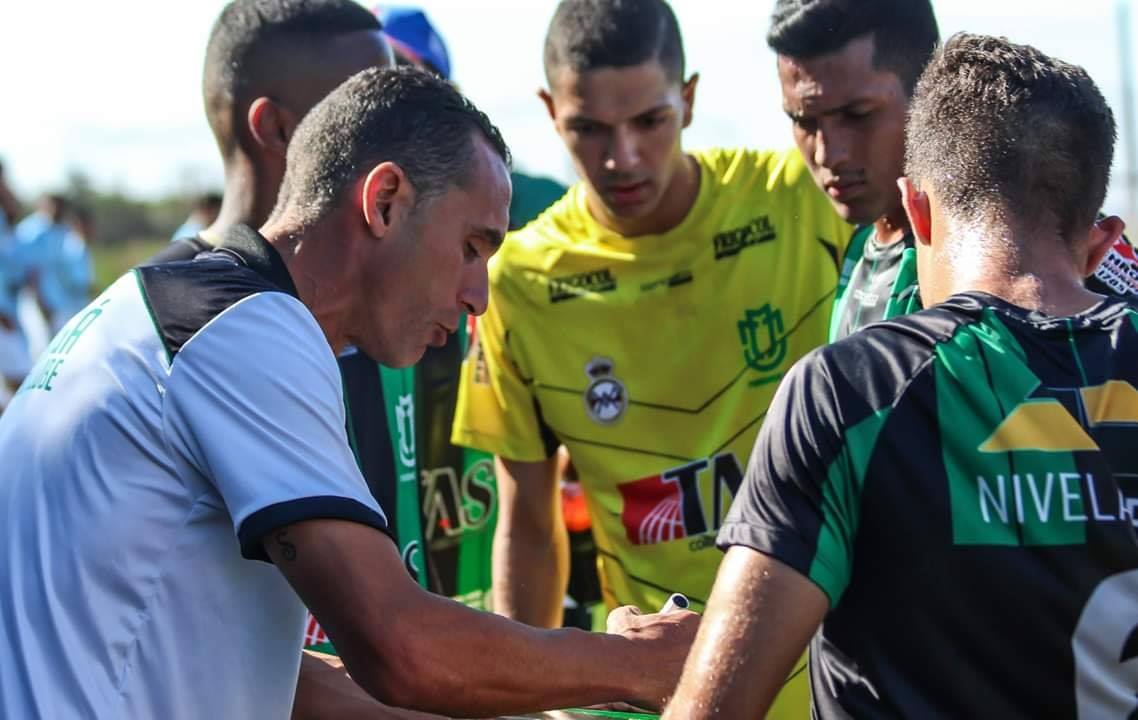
[{"x1": 0, "y1": 226, "x2": 390, "y2": 719}]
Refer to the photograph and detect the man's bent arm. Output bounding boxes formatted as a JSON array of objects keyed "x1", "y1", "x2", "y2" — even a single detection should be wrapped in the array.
[
  {"x1": 492, "y1": 455, "x2": 568, "y2": 627},
  {"x1": 266, "y1": 518, "x2": 697, "y2": 717},
  {"x1": 662, "y1": 546, "x2": 828, "y2": 720},
  {"x1": 292, "y1": 650, "x2": 445, "y2": 720}
]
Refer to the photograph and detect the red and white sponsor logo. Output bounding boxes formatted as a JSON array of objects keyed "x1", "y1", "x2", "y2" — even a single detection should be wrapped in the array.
[
  {"x1": 617, "y1": 453, "x2": 744, "y2": 546},
  {"x1": 304, "y1": 613, "x2": 329, "y2": 648},
  {"x1": 1093, "y1": 237, "x2": 1138, "y2": 297},
  {"x1": 618, "y1": 473, "x2": 689, "y2": 545}
]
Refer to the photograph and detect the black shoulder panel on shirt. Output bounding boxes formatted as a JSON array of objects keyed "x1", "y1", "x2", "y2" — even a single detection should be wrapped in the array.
[
  {"x1": 135, "y1": 225, "x2": 300, "y2": 360},
  {"x1": 817, "y1": 296, "x2": 982, "y2": 414},
  {"x1": 142, "y1": 235, "x2": 214, "y2": 265}
]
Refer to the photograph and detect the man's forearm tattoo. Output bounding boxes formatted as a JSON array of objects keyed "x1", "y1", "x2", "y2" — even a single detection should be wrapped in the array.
[{"x1": 276, "y1": 529, "x2": 298, "y2": 562}]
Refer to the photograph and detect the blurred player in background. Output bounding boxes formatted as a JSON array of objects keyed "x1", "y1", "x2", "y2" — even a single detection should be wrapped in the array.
[
  {"x1": 0, "y1": 161, "x2": 27, "y2": 408},
  {"x1": 12, "y1": 194, "x2": 92, "y2": 334},
  {"x1": 170, "y1": 192, "x2": 222, "y2": 242}
]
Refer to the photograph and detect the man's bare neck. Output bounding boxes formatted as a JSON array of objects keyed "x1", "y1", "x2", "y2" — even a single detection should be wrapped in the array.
[
  {"x1": 873, "y1": 206, "x2": 911, "y2": 245},
  {"x1": 959, "y1": 271, "x2": 1101, "y2": 317},
  {"x1": 943, "y1": 233, "x2": 1101, "y2": 317},
  {"x1": 204, "y1": 158, "x2": 282, "y2": 244},
  {"x1": 259, "y1": 217, "x2": 354, "y2": 355}
]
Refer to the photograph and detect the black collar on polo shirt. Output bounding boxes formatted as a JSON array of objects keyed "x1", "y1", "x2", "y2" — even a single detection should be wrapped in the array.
[{"x1": 214, "y1": 224, "x2": 300, "y2": 300}]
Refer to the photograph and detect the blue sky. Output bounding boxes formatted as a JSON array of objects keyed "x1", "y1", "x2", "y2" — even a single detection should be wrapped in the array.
[{"x1": 2, "y1": 0, "x2": 1136, "y2": 224}]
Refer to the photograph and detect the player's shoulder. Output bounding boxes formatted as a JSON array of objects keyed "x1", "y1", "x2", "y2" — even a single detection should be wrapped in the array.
[
  {"x1": 798, "y1": 298, "x2": 984, "y2": 409},
  {"x1": 143, "y1": 234, "x2": 213, "y2": 266},
  {"x1": 137, "y1": 227, "x2": 312, "y2": 361},
  {"x1": 843, "y1": 297, "x2": 987, "y2": 359},
  {"x1": 489, "y1": 186, "x2": 589, "y2": 285},
  {"x1": 694, "y1": 146, "x2": 815, "y2": 196},
  {"x1": 14, "y1": 213, "x2": 46, "y2": 236}
]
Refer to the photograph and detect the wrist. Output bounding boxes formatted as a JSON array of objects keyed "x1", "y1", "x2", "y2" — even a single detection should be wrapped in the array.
[{"x1": 590, "y1": 631, "x2": 660, "y2": 707}]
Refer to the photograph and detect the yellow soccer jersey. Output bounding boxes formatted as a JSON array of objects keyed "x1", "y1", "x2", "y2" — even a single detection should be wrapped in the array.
[
  {"x1": 455, "y1": 147, "x2": 846, "y2": 715},
  {"x1": 455, "y1": 147, "x2": 849, "y2": 607}
]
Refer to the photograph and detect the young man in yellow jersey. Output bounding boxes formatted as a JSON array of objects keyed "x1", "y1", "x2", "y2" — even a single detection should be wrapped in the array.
[{"x1": 452, "y1": 0, "x2": 849, "y2": 713}]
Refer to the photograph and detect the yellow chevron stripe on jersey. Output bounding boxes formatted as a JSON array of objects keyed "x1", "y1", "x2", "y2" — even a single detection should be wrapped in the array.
[
  {"x1": 979, "y1": 401, "x2": 1100, "y2": 453},
  {"x1": 1082, "y1": 380, "x2": 1138, "y2": 425}
]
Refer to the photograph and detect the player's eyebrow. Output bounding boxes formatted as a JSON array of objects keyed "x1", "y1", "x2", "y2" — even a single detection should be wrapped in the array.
[
  {"x1": 471, "y1": 225, "x2": 504, "y2": 249},
  {"x1": 565, "y1": 102, "x2": 674, "y2": 126},
  {"x1": 785, "y1": 98, "x2": 874, "y2": 120}
]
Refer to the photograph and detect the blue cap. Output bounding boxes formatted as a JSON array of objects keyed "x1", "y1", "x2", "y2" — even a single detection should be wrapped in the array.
[{"x1": 375, "y1": 6, "x2": 452, "y2": 80}]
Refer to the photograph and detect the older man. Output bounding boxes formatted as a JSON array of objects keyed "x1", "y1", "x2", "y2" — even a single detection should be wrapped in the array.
[{"x1": 0, "y1": 66, "x2": 695, "y2": 720}]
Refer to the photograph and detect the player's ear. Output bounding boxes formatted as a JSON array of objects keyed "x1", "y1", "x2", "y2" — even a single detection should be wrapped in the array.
[
  {"x1": 1084, "y1": 215, "x2": 1125, "y2": 278},
  {"x1": 899, "y1": 177, "x2": 932, "y2": 247},
  {"x1": 247, "y1": 97, "x2": 293, "y2": 157},
  {"x1": 538, "y1": 88, "x2": 557, "y2": 123},
  {"x1": 361, "y1": 162, "x2": 414, "y2": 240},
  {"x1": 681, "y1": 73, "x2": 699, "y2": 129}
]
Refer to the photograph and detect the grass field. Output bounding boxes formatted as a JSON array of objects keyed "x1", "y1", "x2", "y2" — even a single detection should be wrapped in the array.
[{"x1": 91, "y1": 238, "x2": 168, "y2": 293}]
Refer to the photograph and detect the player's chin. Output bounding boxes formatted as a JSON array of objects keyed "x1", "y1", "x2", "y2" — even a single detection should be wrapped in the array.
[
  {"x1": 606, "y1": 196, "x2": 658, "y2": 219},
  {"x1": 837, "y1": 193, "x2": 887, "y2": 226},
  {"x1": 385, "y1": 344, "x2": 428, "y2": 369}
]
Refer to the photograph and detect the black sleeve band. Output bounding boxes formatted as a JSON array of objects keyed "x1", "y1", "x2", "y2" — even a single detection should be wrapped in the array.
[{"x1": 238, "y1": 495, "x2": 394, "y2": 562}]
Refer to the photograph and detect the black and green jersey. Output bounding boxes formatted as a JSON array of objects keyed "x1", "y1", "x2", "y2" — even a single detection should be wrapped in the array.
[
  {"x1": 830, "y1": 226, "x2": 1138, "y2": 341},
  {"x1": 828, "y1": 226, "x2": 919, "y2": 342},
  {"x1": 721, "y1": 292, "x2": 1138, "y2": 718},
  {"x1": 416, "y1": 323, "x2": 498, "y2": 608}
]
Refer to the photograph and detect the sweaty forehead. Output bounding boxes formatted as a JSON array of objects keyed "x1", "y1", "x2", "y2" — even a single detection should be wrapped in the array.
[
  {"x1": 777, "y1": 35, "x2": 898, "y2": 112},
  {"x1": 550, "y1": 63, "x2": 681, "y2": 123}
]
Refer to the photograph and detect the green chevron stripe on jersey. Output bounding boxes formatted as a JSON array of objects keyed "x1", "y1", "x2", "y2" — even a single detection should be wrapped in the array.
[
  {"x1": 810, "y1": 407, "x2": 890, "y2": 605},
  {"x1": 828, "y1": 225, "x2": 872, "y2": 342},
  {"x1": 936, "y1": 309, "x2": 1086, "y2": 546},
  {"x1": 452, "y1": 447, "x2": 497, "y2": 606},
  {"x1": 829, "y1": 226, "x2": 920, "y2": 342},
  {"x1": 720, "y1": 292, "x2": 1138, "y2": 718}
]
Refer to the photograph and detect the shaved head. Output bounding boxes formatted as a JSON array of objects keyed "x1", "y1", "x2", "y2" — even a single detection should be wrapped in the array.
[
  {"x1": 543, "y1": 0, "x2": 685, "y2": 84},
  {"x1": 203, "y1": 0, "x2": 393, "y2": 158}
]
